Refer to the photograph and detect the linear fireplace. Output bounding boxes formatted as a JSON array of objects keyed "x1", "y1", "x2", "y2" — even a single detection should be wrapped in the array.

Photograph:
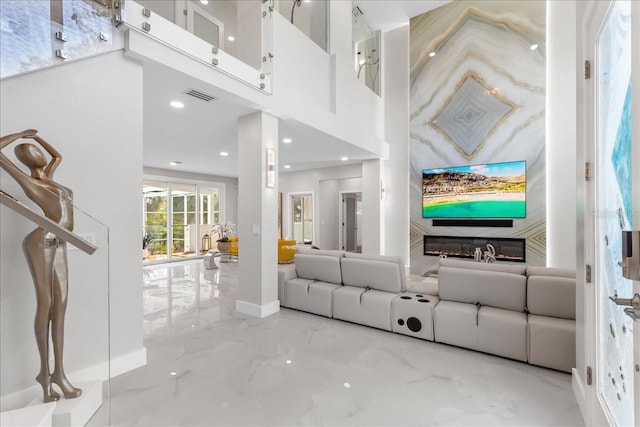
[{"x1": 423, "y1": 235, "x2": 526, "y2": 263}]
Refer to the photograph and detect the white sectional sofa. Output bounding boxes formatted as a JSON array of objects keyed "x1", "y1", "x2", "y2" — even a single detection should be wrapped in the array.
[{"x1": 277, "y1": 250, "x2": 576, "y2": 373}]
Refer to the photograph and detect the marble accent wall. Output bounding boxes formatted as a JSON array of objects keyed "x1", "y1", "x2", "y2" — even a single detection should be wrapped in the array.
[{"x1": 409, "y1": 1, "x2": 546, "y2": 273}]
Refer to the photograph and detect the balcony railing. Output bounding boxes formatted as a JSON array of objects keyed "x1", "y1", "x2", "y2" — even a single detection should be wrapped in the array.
[{"x1": 0, "y1": 0, "x2": 115, "y2": 79}]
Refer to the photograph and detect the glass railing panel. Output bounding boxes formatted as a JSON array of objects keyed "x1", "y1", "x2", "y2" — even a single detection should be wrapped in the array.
[
  {"x1": 352, "y1": 4, "x2": 381, "y2": 96},
  {"x1": 0, "y1": 189, "x2": 110, "y2": 426},
  {"x1": 273, "y1": 0, "x2": 328, "y2": 51},
  {"x1": 0, "y1": 0, "x2": 115, "y2": 79},
  {"x1": 122, "y1": 0, "x2": 271, "y2": 92}
]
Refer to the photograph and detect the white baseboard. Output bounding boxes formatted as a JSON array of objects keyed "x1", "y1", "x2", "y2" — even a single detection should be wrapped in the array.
[
  {"x1": 236, "y1": 299, "x2": 280, "y2": 318},
  {"x1": 572, "y1": 368, "x2": 588, "y2": 424},
  {"x1": 0, "y1": 347, "x2": 147, "y2": 412}
]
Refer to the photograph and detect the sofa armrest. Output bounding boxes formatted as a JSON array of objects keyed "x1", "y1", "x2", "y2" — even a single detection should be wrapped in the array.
[{"x1": 278, "y1": 265, "x2": 298, "y2": 303}]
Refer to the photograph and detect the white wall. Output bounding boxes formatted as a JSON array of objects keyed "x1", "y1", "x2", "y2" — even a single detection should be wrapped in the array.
[
  {"x1": 0, "y1": 51, "x2": 145, "y2": 398},
  {"x1": 383, "y1": 25, "x2": 410, "y2": 264},
  {"x1": 547, "y1": 0, "x2": 578, "y2": 269},
  {"x1": 279, "y1": 164, "x2": 362, "y2": 249}
]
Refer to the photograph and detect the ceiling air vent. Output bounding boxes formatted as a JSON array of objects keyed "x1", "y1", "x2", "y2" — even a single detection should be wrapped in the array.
[
  {"x1": 184, "y1": 89, "x2": 216, "y2": 102},
  {"x1": 352, "y1": 5, "x2": 363, "y2": 18}
]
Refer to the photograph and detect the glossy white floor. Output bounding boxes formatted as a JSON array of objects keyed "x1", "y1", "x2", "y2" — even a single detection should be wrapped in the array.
[{"x1": 89, "y1": 260, "x2": 584, "y2": 426}]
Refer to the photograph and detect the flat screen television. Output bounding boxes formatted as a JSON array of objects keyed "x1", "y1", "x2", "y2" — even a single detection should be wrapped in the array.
[{"x1": 422, "y1": 160, "x2": 526, "y2": 219}]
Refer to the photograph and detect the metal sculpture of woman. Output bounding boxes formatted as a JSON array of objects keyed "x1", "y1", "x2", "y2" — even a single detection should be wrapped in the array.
[{"x1": 0, "y1": 129, "x2": 81, "y2": 402}]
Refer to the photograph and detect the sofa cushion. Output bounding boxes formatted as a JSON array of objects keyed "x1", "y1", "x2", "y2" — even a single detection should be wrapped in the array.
[
  {"x1": 294, "y1": 253, "x2": 342, "y2": 284},
  {"x1": 438, "y1": 266, "x2": 527, "y2": 312},
  {"x1": 527, "y1": 276, "x2": 576, "y2": 319},
  {"x1": 308, "y1": 282, "x2": 341, "y2": 317},
  {"x1": 440, "y1": 258, "x2": 526, "y2": 275},
  {"x1": 433, "y1": 301, "x2": 479, "y2": 350},
  {"x1": 332, "y1": 286, "x2": 366, "y2": 324},
  {"x1": 478, "y1": 306, "x2": 527, "y2": 362},
  {"x1": 526, "y1": 266, "x2": 575, "y2": 279},
  {"x1": 284, "y1": 278, "x2": 315, "y2": 311},
  {"x1": 528, "y1": 314, "x2": 576, "y2": 373},
  {"x1": 341, "y1": 257, "x2": 405, "y2": 293}
]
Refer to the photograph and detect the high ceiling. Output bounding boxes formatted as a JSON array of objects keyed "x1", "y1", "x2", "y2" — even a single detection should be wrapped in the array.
[{"x1": 143, "y1": 1, "x2": 450, "y2": 178}]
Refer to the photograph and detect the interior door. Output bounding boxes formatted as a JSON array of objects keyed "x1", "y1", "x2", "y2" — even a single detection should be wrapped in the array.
[
  {"x1": 342, "y1": 192, "x2": 362, "y2": 253},
  {"x1": 589, "y1": 0, "x2": 639, "y2": 424}
]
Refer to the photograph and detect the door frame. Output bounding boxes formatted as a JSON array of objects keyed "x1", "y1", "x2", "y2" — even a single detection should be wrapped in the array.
[
  {"x1": 338, "y1": 190, "x2": 362, "y2": 252},
  {"x1": 578, "y1": 0, "x2": 640, "y2": 425},
  {"x1": 286, "y1": 191, "x2": 314, "y2": 245}
]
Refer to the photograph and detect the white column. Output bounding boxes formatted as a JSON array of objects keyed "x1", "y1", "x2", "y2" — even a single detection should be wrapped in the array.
[
  {"x1": 547, "y1": 0, "x2": 577, "y2": 269},
  {"x1": 362, "y1": 159, "x2": 384, "y2": 255},
  {"x1": 383, "y1": 25, "x2": 410, "y2": 265},
  {"x1": 236, "y1": 112, "x2": 279, "y2": 317}
]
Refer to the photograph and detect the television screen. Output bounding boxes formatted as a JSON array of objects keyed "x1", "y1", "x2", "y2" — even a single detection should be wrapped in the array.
[{"x1": 422, "y1": 160, "x2": 526, "y2": 219}]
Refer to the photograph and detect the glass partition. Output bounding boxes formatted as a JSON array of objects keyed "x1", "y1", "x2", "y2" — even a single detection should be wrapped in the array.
[
  {"x1": 143, "y1": 180, "x2": 223, "y2": 263},
  {"x1": 170, "y1": 183, "x2": 197, "y2": 259},
  {"x1": 143, "y1": 182, "x2": 169, "y2": 262},
  {"x1": 0, "y1": 0, "x2": 114, "y2": 79},
  {"x1": 121, "y1": 0, "x2": 272, "y2": 92},
  {"x1": 352, "y1": 5, "x2": 381, "y2": 95},
  {"x1": 273, "y1": 0, "x2": 328, "y2": 51},
  {"x1": 0, "y1": 189, "x2": 110, "y2": 426}
]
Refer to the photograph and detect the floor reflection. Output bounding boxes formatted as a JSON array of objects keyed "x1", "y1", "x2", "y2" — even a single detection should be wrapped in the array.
[{"x1": 143, "y1": 260, "x2": 222, "y2": 336}]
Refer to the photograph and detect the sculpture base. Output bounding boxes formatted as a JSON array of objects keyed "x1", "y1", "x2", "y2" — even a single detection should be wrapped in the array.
[
  {"x1": 50, "y1": 381, "x2": 102, "y2": 427},
  {"x1": 1, "y1": 381, "x2": 103, "y2": 427},
  {"x1": 1, "y1": 401, "x2": 56, "y2": 427}
]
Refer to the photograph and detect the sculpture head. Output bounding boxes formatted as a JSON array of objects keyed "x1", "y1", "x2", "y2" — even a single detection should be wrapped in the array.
[{"x1": 14, "y1": 143, "x2": 47, "y2": 170}]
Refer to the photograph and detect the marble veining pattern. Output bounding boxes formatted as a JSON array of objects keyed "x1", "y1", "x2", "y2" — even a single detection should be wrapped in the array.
[
  {"x1": 430, "y1": 71, "x2": 516, "y2": 158},
  {"x1": 410, "y1": 1, "x2": 546, "y2": 274},
  {"x1": 87, "y1": 260, "x2": 583, "y2": 426}
]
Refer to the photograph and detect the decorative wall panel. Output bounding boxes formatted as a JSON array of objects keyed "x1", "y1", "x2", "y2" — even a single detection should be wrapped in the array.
[{"x1": 409, "y1": 1, "x2": 546, "y2": 273}]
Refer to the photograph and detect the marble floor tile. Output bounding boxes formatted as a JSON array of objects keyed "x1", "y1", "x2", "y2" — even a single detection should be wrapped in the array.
[{"x1": 88, "y1": 260, "x2": 584, "y2": 426}]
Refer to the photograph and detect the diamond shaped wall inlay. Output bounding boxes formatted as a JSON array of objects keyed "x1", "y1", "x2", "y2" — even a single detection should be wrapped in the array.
[{"x1": 430, "y1": 72, "x2": 516, "y2": 158}]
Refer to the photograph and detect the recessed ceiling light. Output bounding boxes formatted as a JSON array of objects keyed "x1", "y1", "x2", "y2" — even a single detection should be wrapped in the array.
[
  {"x1": 282, "y1": 138, "x2": 292, "y2": 143},
  {"x1": 284, "y1": 164, "x2": 291, "y2": 169},
  {"x1": 220, "y1": 151, "x2": 229, "y2": 156},
  {"x1": 530, "y1": 44, "x2": 539, "y2": 50},
  {"x1": 169, "y1": 161, "x2": 182, "y2": 166},
  {"x1": 343, "y1": 382, "x2": 351, "y2": 388},
  {"x1": 341, "y1": 157, "x2": 349, "y2": 161},
  {"x1": 169, "y1": 372, "x2": 177, "y2": 376},
  {"x1": 200, "y1": 0, "x2": 208, "y2": 4},
  {"x1": 227, "y1": 35, "x2": 235, "y2": 42},
  {"x1": 429, "y1": 51, "x2": 436, "y2": 57},
  {"x1": 285, "y1": 359, "x2": 293, "y2": 364},
  {"x1": 170, "y1": 100, "x2": 184, "y2": 109}
]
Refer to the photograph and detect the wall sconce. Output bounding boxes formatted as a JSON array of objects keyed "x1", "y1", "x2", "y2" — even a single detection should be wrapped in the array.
[{"x1": 266, "y1": 148, "x2": 276, "y2": 188}]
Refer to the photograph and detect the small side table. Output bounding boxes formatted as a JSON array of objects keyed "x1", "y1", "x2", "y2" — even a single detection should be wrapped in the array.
[{"x1": 203, "y1": 250, "x2": 222, "y2": 269}]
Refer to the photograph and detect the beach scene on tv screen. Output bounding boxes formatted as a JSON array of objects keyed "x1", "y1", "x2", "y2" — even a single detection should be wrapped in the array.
[{"x1": 422, "y1": 161, "x2": 526, "y2": 218}]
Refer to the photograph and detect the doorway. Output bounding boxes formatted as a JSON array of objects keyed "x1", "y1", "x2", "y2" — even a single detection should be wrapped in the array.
[
  {"x1": 291, "y1": 193, "x2": 313, "y2": 245},
  {"x1": 341, "y1": 192, "x2": 362, "y2": 252},
  {"x1": 582, "y1": 0, "x2": 639, "y2": 424},
  {"x1": 143, "y1": 180, "x2": 221, "y2": 263}
]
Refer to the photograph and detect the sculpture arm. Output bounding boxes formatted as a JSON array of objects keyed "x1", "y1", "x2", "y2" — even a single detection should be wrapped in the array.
[
  {"x1": 30, "y1": 135, "x2": 62, "y2": 177},
  {"x1": 0, "y1": 130, "x2": 37, "y2": 183}
]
